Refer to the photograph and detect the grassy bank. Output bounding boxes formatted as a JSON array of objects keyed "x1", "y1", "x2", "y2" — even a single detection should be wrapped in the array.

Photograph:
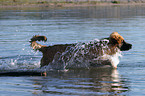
[
  {"x1": 0, "y1": 0, "x2": 118, "y2": 6},
  {"x1": 0, "y1": 0, "x2": 145, "y2": 9}
]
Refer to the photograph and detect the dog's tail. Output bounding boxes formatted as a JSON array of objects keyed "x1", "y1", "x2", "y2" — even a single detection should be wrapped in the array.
[{"x1": 30, "y1": 35, "x2": 47, "y2": 51}]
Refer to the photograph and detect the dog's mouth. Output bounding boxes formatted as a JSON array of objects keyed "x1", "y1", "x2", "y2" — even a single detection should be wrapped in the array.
[{"x1": 120, "y1": 40, "x2": 132, "y2": 51}]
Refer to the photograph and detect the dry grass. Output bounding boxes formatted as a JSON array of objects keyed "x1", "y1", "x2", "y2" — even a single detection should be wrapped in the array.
[{"x1": 0, "y1": 0, "x2": 145, "y2": 9}]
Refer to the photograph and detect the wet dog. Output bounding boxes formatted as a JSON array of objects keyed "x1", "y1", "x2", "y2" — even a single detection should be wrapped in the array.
[{"x1": 30, "y1": 32, "x2": 132, "y2": 68}]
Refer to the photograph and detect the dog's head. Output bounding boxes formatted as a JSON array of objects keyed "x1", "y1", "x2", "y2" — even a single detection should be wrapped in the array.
[{"x1": 109, "y1": 32, "x2": 132, "y2": 51}]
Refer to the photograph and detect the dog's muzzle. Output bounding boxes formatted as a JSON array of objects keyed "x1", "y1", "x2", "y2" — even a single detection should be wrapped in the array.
[{"x1": 120, "y1": 40, "x2": 132, "y2": 51}]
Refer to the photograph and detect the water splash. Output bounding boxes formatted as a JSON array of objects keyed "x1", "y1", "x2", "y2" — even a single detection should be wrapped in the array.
[
  {"x1": 0, "y1": 39, "x2": 122, "y2": 72},
  {"x1": 47, "y1": 39, "x2": 122, "y2": 70},
  {"x1": 0, "y1": 56, "x2": 40, "y2": 71}
]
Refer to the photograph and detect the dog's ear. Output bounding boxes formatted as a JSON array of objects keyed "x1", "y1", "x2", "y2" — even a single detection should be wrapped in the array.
[
  {"x1": 109, "y1": 32, "x2": 124, "y2": 47},
  {"x1": 110, "y1": 38, "x2": 118, "y2": 45}
]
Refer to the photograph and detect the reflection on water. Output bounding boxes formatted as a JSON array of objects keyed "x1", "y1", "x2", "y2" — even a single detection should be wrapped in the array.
[
  {"x1": 0, "y1": 68, "x2": 129, "y2": 95},
  {"x1": 1, "y1": 5, "x2": 145, "y2": 19},
  {"x1": 30, "y1": 68, "x2": 129, "y2": 95}
]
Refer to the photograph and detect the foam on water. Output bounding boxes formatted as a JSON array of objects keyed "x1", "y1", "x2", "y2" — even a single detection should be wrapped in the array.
[{"x1": 0, "y1": 56, "x2": 41, "y2": 72}]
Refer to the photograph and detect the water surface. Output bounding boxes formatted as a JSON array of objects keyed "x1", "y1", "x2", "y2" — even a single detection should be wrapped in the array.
[{"x1": 0, "y1": 5, "x2": 145, "y2": 95}]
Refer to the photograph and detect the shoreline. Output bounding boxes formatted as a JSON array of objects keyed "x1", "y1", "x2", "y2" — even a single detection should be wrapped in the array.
[{"x1": 1, "y1": 1, "x2": 145, "y2": 10}]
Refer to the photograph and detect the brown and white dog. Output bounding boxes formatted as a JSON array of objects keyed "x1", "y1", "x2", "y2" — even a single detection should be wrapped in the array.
[{"x1": 30, "y1": 32, "x2": 132, "y2": 68}]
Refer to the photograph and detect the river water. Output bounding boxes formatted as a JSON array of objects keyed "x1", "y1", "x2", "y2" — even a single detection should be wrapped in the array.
[{"x1": 0, "y1": 5, "x2": 145, "y2": 95}]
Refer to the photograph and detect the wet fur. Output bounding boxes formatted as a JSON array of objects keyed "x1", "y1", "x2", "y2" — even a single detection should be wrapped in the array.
[{"x1": 30, "y1": 32, "x2": 132, "y2": 68}]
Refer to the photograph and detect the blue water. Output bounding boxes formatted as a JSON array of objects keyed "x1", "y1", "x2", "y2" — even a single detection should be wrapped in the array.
[{"x1": 0, "y1": 5, "x2": 145, "y2": 95}]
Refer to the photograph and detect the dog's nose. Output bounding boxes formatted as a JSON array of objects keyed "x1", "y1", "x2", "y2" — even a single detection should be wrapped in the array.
[
  {"x1": 130, "y1": 44, "x2": 132, "y2": 48},
  {"x1": 127, "y1": 43, "x2": 132, "y2": 50},
  {"x1": 120, "y1": 41, "x2": 132, "y2": 51}
]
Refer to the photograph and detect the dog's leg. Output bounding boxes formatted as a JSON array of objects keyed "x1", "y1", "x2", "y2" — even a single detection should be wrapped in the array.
[{"x1": 40, "y1": 44, "x2": 74, "y2": 67}]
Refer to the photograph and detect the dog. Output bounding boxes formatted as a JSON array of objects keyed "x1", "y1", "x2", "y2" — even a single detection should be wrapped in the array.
[{"x1": 30, "y1": 32, "x2": 132, "y2": 69}]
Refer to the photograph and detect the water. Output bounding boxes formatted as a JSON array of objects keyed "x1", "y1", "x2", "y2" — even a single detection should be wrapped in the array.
[{"x1": 0, "y1": 5, "x2": 145, "y2": 95}]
